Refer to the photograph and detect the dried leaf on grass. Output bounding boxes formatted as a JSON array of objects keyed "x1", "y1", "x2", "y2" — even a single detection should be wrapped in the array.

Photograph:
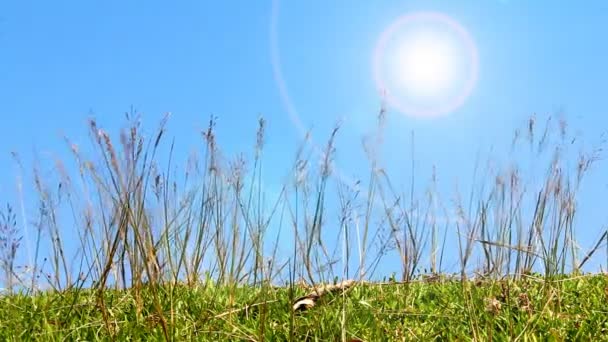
[{"x1": 292, "y1": 279, "x2": 356, "y2": 312}]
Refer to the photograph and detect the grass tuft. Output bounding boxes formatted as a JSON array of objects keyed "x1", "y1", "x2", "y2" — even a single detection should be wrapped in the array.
[{"x1": 1, "y1": 109, "x2": 607, "y2": 340}]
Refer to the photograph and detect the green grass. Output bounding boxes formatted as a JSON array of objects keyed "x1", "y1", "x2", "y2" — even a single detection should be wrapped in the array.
[
  {"x1": 1, "y1": 111, "x2": 608, "y2": 341},
  {"x1": 1, "y1": 274, "x2": 607, "y2": 340}
]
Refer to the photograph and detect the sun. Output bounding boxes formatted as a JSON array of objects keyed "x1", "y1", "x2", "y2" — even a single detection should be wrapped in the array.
[
  {"x1": 373, "y1": 12, "x2": 478, "y2": 118},
  {"x1": 396, "y1": 32, "x2": 457, "y2": 98}
]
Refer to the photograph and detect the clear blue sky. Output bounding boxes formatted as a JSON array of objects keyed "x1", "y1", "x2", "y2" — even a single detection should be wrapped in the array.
[{"x1": 1, "y1": 0, "x2": 608, "y2": 281}]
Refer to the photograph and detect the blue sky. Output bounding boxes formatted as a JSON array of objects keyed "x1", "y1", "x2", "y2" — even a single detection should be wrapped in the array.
[{"x1": 1, "y1": 0, "x2": 608, "y2": 282}]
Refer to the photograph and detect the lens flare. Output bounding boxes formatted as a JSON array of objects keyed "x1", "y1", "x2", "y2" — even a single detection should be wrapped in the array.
[{"x1": 373, "y1": 11, "x2": 479, "y2": 118}]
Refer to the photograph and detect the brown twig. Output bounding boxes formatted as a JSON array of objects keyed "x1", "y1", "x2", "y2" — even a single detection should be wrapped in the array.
[{"x1": 292, "y1": 279, "x2": 356, "y2": 312}]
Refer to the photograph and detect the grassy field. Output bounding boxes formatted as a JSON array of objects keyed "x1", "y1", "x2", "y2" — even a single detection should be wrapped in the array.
[
  {"x1": 1, "y1": 274, "x2": 607, "y2": 340},
  {"x1": 1, "y1": 112, "x2": 607, "y2": 340}
]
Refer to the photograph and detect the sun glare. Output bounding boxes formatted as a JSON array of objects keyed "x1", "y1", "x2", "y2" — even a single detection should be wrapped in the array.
[
  {"x1": 373, "y1": 12, "x2": 478, "y2": 118},
  {"x1": 396, "y1": 32, "x2": 457, "y2": 97}
]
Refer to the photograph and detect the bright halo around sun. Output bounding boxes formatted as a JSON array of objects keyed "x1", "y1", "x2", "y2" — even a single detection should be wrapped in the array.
[{"x1": 373, "y1": 12, "x2": 479, "y2": 118}]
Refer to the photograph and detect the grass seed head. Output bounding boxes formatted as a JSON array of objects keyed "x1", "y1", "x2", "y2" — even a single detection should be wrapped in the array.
[{"x1": 486, "y1": 297, "x2": 502, "y2": 315}]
